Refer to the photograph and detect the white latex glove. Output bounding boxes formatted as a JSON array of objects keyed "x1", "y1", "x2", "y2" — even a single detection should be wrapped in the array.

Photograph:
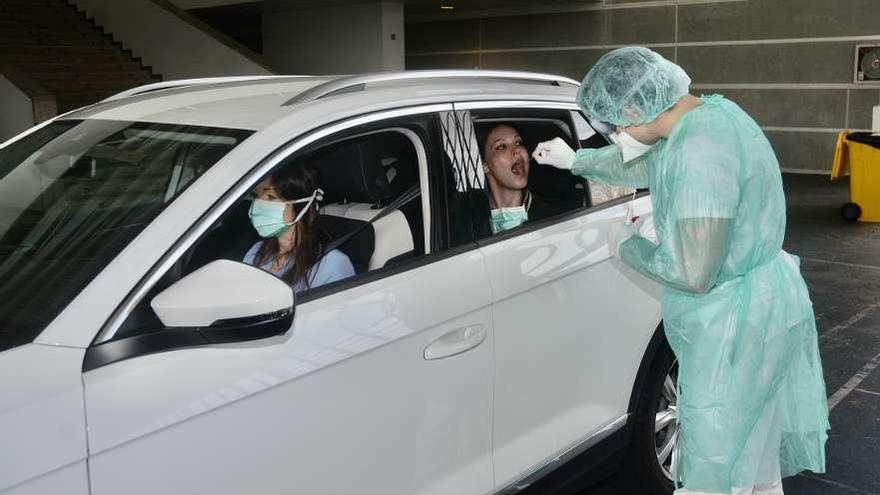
[
  {"x1": 638, "y1": 214, "x2": 658, "y2": 243},
  {"x1": 608, "y1": 219, "x2": 641, "y2": 258},
  {"x1": 532, "y1": 137, "x2": 576, "y2": 170}
]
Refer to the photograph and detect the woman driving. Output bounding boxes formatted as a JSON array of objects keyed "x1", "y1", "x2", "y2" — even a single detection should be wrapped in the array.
[{"x1": 244, "y1": 165, "x2": 354, "y2": 291}]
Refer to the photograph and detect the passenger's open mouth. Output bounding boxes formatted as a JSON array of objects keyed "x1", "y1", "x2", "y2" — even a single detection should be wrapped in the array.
[{"x1": 511, "y1": 160, "x2": 525, "y2": 176}]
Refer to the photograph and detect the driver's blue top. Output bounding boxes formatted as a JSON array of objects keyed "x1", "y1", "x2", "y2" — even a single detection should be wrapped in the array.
[{"x1": 243, "y1": 243, "x2": 355, "y2": 292}]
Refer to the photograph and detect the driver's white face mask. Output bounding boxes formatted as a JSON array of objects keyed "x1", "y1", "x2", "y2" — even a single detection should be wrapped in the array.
[{"x1": 610, "y1": 131, "x2": 655, "y2": 163}]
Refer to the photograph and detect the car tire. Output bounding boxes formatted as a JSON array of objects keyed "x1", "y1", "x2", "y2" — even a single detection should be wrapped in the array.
[
  {"x1": 841, "y1": 202, "x2": 861, "y2": 222},
  {"x1": 620, "y1": 339, "x2": 678, "y2": 495}
]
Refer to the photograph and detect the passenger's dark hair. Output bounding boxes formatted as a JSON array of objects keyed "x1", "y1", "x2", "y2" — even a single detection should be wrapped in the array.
[
  {"x1": 475, "y1": 125, "x2": 491, "y2": 160},
  {"x1": 254, "y1": 164, "x2": 327, "y2": 289}
]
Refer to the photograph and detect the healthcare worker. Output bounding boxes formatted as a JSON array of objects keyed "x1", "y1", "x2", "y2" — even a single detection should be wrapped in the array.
[{"x1": 533, "y1": 47, "x2": 829, "y2": 494}]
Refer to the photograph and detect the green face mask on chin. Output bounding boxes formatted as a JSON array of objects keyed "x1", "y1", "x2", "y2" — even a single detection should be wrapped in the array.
[{"x1": 490, "y1": 206, "x2": 528, "y2": 234}]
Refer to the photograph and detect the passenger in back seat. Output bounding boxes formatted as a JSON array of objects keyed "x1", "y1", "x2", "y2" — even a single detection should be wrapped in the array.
[
  {"x1": 477, "y1": 124, "x2": 564, "y2": 235},
  {"x1": 244, "y1": 165, "x2": 355, "y2": 291}
]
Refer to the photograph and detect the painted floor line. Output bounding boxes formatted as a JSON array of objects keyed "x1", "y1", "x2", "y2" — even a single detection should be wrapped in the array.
[
  {"x1": 798, "y1": 473, "x2": 877, "y2": 495},
  {"x1": 819, "y1": 301, "x2": 880, "y2": 343},
  {"x1": 827, "y1": 352, "x2": 880, "y2": 411},
  {"x1": 800, "y1": 256, "x2": 880, "y2": 272},
  {"x1": 854, "y1": 388, "x2": 880, "y2": 397}
]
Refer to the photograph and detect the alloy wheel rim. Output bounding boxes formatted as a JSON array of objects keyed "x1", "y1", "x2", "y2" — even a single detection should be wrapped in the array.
[{"x1": 654, "y1": 359, "x2": 680, "y2": 482}]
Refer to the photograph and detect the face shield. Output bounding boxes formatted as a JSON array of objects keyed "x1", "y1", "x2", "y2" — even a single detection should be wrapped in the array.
[{"x1": 585, "y1": 116, "x2": 617, "y2": 143}]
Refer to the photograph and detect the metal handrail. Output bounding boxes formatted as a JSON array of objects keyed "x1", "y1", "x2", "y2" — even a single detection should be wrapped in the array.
[
  {"x1": 101, "y1": 75, "x2": 315, "y2": 103},
  {"x1": 282, "y1": 70, "x2": 581, "y2": 106}
]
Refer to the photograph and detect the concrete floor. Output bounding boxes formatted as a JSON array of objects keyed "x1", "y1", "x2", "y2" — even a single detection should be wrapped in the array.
[{"x1": 582, "y1": 174, "x2": 880, "y2": 495}]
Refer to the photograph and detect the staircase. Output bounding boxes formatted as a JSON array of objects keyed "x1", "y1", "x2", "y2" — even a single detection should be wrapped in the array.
[{"x1": 0, "y1": 0, "x2": 161, "y2": 114}]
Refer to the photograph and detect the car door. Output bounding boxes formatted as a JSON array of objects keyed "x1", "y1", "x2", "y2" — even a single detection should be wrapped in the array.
[
  {"x1": 81, "y1": 108, "x2": 496, "y2": 495},
  {"x1": 449, "y1": 101, "x2": 663, "y2": 491},
  {"x1": 0, "y1": 345, "x2": 89, "y2": 495}
]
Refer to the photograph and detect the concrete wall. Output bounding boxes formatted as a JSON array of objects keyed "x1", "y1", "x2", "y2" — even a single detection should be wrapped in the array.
[
  {"x1": 381, "y1": 2, "x2": 405, "y2": 72},
  {"x1": 263, "y1": 1, "x2": 403, "y2": 74},
  {"x1": 406, "y1": 0, "x2": 880, "y2": 173},
  {"x1": 71, "y1": 0, "x2": 273, "y2": 79},
  {"x1": 0, "y1": 75, "x2": 35, "y2": 143}
]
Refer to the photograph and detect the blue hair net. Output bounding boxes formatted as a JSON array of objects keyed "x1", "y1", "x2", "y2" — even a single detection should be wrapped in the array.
[{"x1": 577, "y1": 47, "x2": 691, "y2": 127}]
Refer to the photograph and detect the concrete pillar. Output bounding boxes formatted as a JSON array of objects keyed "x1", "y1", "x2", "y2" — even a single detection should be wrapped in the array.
[
  {"x1": 263, "y1": 1, "x2": 404, "y2": 75},
  {"x1": 0, "y1": 74, "x2": 34, "y2": 142}
]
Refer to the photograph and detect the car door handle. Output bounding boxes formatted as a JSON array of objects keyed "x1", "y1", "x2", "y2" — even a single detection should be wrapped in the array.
[{"x1": 424, "y1": 325, "x2": 486, "y2": 360}]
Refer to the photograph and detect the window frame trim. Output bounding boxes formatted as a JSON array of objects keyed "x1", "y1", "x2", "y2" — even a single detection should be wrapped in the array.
[
  {"x1": 453, "y1": 100, "x2": 581, "y2": 112},
  {"x1": 93, "y1": 103, "x2": 452, "y2": 345},
  {"x1": 475, "y1": 191, "x2": 648, "y2": 250}
]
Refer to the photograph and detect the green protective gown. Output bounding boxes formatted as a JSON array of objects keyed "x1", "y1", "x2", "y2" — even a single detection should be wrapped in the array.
[{"x1": 572, "y1": 95, "x2": 829, "y2": 492}]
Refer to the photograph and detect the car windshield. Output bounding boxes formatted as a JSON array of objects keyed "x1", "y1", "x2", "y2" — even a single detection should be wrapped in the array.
[{"x1": 0, "y1": 119, "x2": 253, "y2": 352}]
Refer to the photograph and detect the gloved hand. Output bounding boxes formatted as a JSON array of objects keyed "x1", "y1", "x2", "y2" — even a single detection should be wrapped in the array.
[
  {"x1": 532, "y1": 137, "x2": 576, "y2": 170},
  {"x1": 608, "y1": 219, "x2": 641, "y2": 258}
]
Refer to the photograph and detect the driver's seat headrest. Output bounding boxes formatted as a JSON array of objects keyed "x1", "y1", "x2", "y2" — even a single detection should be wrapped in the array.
[{"x1": 317, "y1": 139, "x2": 392, "y2": 205}]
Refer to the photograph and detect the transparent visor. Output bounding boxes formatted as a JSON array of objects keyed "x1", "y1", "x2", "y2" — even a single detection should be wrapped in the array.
[{"x1": 585, "y1": 117, "x2": 617, "y2": 143}]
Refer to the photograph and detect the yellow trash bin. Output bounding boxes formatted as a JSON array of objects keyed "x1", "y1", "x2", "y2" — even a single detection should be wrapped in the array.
[{"x1": 830, "y1": 131, "x2": 880, "y2": 222}]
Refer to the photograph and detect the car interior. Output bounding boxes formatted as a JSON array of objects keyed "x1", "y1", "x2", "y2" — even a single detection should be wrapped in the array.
[
  {"x1": 314, "y1": 131, "x2": 425, "y2": 271},
  {"x1": 184, "y1": 130, "x2": 425, "y2": 276}
]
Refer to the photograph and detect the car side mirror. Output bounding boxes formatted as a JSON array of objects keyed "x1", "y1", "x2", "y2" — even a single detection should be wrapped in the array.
[
  {"x1": 152, "y1": 259, "x2": 293, "y2": 329},
  {"x1": 83, "y1": 260, "x2": 294, "y2": 371}
]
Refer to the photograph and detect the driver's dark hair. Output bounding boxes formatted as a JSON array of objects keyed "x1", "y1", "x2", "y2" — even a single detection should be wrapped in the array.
[{"x1": 253, "y1": 164, "x2": 328, "y2": 289}]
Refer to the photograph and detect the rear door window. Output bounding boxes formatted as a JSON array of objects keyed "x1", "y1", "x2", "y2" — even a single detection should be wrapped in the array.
[{"x1": 448, "y1": 107, "x2": 589, "y2": 240}]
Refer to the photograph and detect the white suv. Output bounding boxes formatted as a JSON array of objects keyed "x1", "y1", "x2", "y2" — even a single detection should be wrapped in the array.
[{"x1": 0, "y1": 72, "x2": 675, "y2": 495}]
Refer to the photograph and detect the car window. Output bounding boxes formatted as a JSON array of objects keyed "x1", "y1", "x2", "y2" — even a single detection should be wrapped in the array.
[
  {"x1": 570, "y1": 110, "x2": 636, "y2": 205},
  {"x1": 0, "y1": 119, "x2": 253, "y2": 352},
  {"x1": 444, "y1": 108, "x2": 589, "y2": 241},
  {"x1": 112, "y1": 116, "x2": 436, "y2": 341}
]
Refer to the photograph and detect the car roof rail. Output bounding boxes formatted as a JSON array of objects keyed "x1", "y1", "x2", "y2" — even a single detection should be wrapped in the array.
[
  {"x1": 282, "y1": 70, "x2": 581, "y2": 106},
  {"x1": 101, "y1": 76, "x2": 314, "y2": 103}
]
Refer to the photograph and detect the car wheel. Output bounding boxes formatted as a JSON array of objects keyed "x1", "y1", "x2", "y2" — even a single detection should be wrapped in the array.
[
  {"x1": 621, "y1": 340, "x2": 679, "y2": 495},
  {"x1": 841, "y1": 202, "x2": 861, "y2": 222}
]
